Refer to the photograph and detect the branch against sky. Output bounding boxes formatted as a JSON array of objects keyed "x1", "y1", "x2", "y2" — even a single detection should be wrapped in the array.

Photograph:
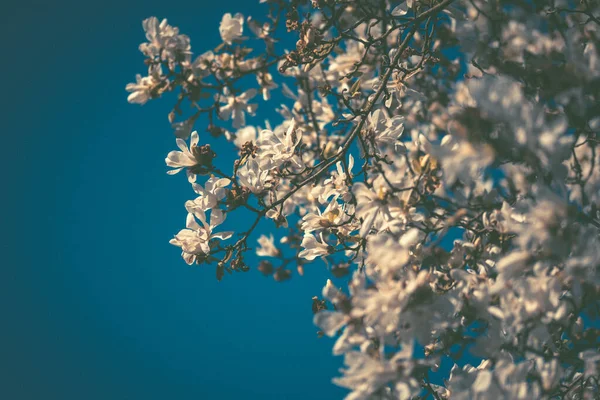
[{"x1": 127, "y1": 0, "x2": 600, "y2": 398}]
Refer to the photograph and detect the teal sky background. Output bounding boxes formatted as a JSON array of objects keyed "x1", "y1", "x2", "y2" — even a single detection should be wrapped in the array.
[{"x1": 3, "y1": 0, "x2": 347, "y2": 398}]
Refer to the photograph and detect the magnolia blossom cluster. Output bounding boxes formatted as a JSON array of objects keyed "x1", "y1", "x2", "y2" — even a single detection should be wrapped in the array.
[{"x1": 128, "y1": 0, "x2": 600, "y2": 398}]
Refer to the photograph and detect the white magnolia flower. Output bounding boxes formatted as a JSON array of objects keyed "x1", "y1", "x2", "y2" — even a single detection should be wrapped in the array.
[
  {"x1": 352, "y1": 181, "x2": 397, "y2": 237},
  {"x1": 314, "y1": 279, "x2": 350, "y2": 336},
  {"x1": 448, "y1": 358, "x2": 537, "y2": 399},
  {"x1": 219, "y1": 88, "x2": 258, "y2": 129},
  {"x1": 298, "y1": 232, "x2": 332, "y2": 260},
  {"x1": 170, "y1": 209, "x2": 233, "y2": 264},
  {"x1": 348, "y1": 271, "x2": 438, "y2": 343},
  {"x1": 312, "y1": 154, "x2": 354, "y2": 203},
  {"x1": 191, "y1": 51, "x2": 215, "y2": 78},
  {"x1": 140, "y1": 18, "x2": 182, "y2": 56},
  {"x1": 126, "y1": 73, "x2": 160, "y2": 105},
  {"x1": 256, "y1": 234, "x2": 280, "y2": 257},
  {"x1": 139, "y1": 17, "x2": 190, "y2": 63},
  {"x1": 165, "y1": 131, "x2": 203, "y2": 183},
  {"x1": 186, "y1": 176, "x2": 231, "y2": 211},
  {"x1": 365, "y1": 109, "x2": 405, "y2": 152},
  {"x1": 258, "y1": 119, "x2": 302, "y2": 168},
  {"x1": 301, "y1": 197, "x2": 348, "y2": 233},
  {"x1": 364, "y1": 231, "x2": 416, "y2": 276},
  {"x1": 219, "y1": 13, "x2": 245, "y2": 45},
  {"x1": 236, "y1": 159, "x2": 271, "y2": 194},
  {"x1": 233, "y1": 126, "x2": 258, "y2": 148},
  {"x1": 333, "y1": 346, "x2": 420, "y2": 400},
  {"x1": 265, "y1": 208, "x2": 289, "y2": 228}
]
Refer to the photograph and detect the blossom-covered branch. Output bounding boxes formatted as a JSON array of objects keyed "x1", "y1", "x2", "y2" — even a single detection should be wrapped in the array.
[{"x1": 128, "y1": 0, "x2": 600, "y2": 398}]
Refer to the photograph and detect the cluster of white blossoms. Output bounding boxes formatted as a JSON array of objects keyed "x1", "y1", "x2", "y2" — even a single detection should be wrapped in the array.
[{"x1": 128, "y1": 0, "x2": 600, "y2": 398}]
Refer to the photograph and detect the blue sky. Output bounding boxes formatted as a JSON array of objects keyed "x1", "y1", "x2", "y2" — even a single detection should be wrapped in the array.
[{"x1": 3, "y1": 0, "x2": 347, "y2": 398}]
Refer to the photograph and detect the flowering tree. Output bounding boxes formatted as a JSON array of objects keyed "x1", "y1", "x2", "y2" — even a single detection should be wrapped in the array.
[{"x1": 127, "y1": 0, "x2": 600, "y2": 398}]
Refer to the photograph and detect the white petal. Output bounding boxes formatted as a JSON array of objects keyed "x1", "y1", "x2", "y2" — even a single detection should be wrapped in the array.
[
  {"x1": 314, "y1": 311, "x2": 347, "y2": 336},
  {"x1": 176, "y1": 138, "x2": 188, "y2": 152},
  {"x1": 210, "y1": 209, "x2": 226, "y2": 229},
  {"x1": 166, "y1": 168, "x2": 183, "y2": 175},
  {"x1": 185, "y1": 213, "x2": 201, "y2": 230},
  {"x1": 391, "y1": 4, "x2": 408, "y2": 16},
  {"x1": 190, "y1": 131, "x2": 199, "y2": 147}
]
